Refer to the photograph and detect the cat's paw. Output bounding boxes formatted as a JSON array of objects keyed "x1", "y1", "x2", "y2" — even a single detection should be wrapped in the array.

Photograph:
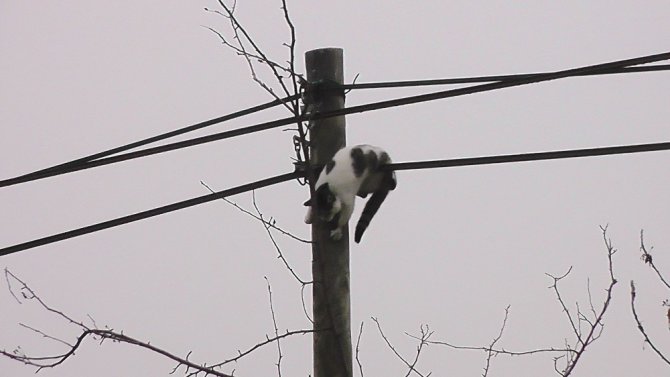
[{"x1": 330, "y1": 229, "x2": 343, "y2": 241}]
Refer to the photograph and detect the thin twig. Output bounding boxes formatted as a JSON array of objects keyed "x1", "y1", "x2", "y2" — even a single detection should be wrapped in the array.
[
  {"x1": 371, "y1": 317, "x2": 429, "y2": 377},
  {"x1": 404, "y1": 325, "x2": 433, "y2": 377},
  {"x1": 18, "y1": 323, "x2": 73, "y2": 348},
  {"x1": 5, "y1": 269, "x2": 22, "y2": 304},
  {"x1": 630, "y1": 281, "x2": 670, "y2": 365},
  {"x1": 482, "y1": 306, "x2": 510, "y2": 377},
  {"x1": 409, "y1": 303, "x2": 575, "y2": 360},
  {"x1": 203, "y1": 329, "x2": 315, "y2": 371},
  {"x1": 546, "y1": 266, "x2": 582, "y2": 346},
  {"x1": 2, "y1": 269, "x2": 314, "y2": 377},
  {"x1": 1, "y1": 327, "x2": 235, "y2": 377},
  {"x1": 5, "y1": 268, "x2": 89, "y2": 331},
  {"x1": 418, "y1": 337, "x2": 575, "y2": 357},
  {"x1": 558, "y1": 225, "x2": 618, "y2": 376},
  {"x1": 201, "y1": 181, "x2": 311, "y2": 244},
  {"x1": 265, "y1": 277, "x2": 283, "y2": 377},
  {"x1": 639, "y1": 230, "x2": 670, "y2": 290},
  {"x1": 417, "y1": 227, "x2": 618, "y2": 376},
  {"x1": 209, "y1": 0, "x2": 310, "y2": 172},
  {"x1": 355, "y1": 321, "x2": 365, "y2": 377},
  {"x1": 251, "y1": 190, "x2": 311, "y2": 285},
  {"x1": 301, "y1": 284, "x2": 313, "y2": 324},
  {"x1": 213, "y1": 1, "x2": 297, "y2": 107},
  {"x1": 279, "y1": 0, "x2": 310, "y2": 165}
]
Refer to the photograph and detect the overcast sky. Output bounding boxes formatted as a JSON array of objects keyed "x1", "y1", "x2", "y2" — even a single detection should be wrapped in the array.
[{"x1": 2, "y1": 1, "x2": 670, "y2": 376}]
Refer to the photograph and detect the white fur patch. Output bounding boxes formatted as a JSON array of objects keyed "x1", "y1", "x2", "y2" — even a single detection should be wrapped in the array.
[{"x1": 304, "y1": 144, "x2": 395, "y2": 241}]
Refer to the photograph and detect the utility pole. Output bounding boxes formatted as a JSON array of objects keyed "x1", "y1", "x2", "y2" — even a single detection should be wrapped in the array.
[{"x1": 305, "y1": 48, "x2": 352, "y2": 377}]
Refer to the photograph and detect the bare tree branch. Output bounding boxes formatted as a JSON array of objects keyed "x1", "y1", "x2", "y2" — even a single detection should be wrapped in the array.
[
  {"x1": 18, "y1": 323, "x2": 73, "y2": 348},
  {"x1": 419, "y1": 338, "x2": 575, "y2": 357},
  {"x1": 1, "y1": 325, "x2": 236, "y2": 377},
  {"x1": 251, "y1": 190, "x2": 311, "y2": 285},
  {"x1": 630, "y1": 280, "x2": 670, "y2": 365},
  {"x1": 278, "y1": 0, "x2": 311, "y2": 169},
  {"x1": 5, "y1": 268, "x2": 89, "y2": 331},
  {"x1": 404, "y1": 325, "x2": 433, "y2": 377},
  {"x1": 481, "y1": 305, "x2": 510, "y2": 377},
  {"x1": 207, "y1": 0, "x2": 301, "y2": 111},
  {"x1": 553, "y1": 225, "x2": 618, "y2": 376},
  {"x1": 201, "y1": 181, "x2": 311, "y2": 244},
  {"x1": 355, "y1": 321, "x2": 365, "y2": 377},
  {"x1": 371, "y1": 317, "x2": 431, "y2": 377},
  {"x1": 409, "y1": 306, "x2": 576, "y2": 375},
  {"x1": 265, "y1": 277, "x2": 283, "y2": 377},
  {"x1": 639, "y1": 230, "x2": 670, "y2": 290},
  {"x1": 2, "y1": 269, "x2": 315, "y2": 376},
  {"x1": 281, "y1": 0, "x2": 311, "y2": 173},
  {"x1": 414, "y1": 226, "x2": 618, "y2": 376},
  {"x1": 206, "y1": 0, "x2": 311, "y2": 173},
  {"x1": 546, "y1": 266, "x2": 582, "y2": 346},
  {"x1": 301, "y1": 283, "x2": 314, "y2": 325},
  {"x1": 202, "y1": 329, "x2": 315, "y2": 373}
]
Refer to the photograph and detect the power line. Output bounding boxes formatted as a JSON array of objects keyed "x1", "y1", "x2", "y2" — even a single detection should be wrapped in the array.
[
  {"x1": 2, "y1": 51, "x2": 669, "y2": 188},
  {"x1": 0, "y1": 172, "x2": 299, "y2": 257},
  {"x1": 334, "y1": 51, "x2": 670, "y2": 115},
  {"x1": 0, "y1": 114, "x2": 305, "y2": 187},
  {"x1": 3, "y1": 140, "x2": 669, "y2": 257},
  {"x1": 340, "y1": 64, "x2": 670, "y2": 90},
  {"x1": 384, "y1": 141, "x2": 670, "y2": 172},
  {"x1": 0, "y1": 94, "x2": 299, "y2": 188}
]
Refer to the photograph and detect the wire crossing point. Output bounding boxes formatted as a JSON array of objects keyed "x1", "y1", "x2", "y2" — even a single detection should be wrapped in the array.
[{"x1": 2, "y1": 52, "x2": 668, "y2": 189}]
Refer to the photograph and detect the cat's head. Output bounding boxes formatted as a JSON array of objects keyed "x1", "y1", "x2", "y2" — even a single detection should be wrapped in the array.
[{"x1": 312, "y1": 183, "x2": 342, "y2": 222}]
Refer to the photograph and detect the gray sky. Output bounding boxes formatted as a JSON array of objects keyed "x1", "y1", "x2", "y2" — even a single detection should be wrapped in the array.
[{"x1": 2, "y1": 1, "x2": 669, "y2": 376}]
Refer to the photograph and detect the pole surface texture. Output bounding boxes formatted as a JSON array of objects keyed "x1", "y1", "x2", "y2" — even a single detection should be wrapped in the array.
[{"x1": 306, "y1": 47, "x2": 352, "y2": 377}]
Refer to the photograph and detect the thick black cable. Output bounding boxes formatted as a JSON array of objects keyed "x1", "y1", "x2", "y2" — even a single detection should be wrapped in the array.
[
  {"x1": 383, "y1": 141, "x2": 670, "y2": 172},
  {"x1": 339, "y1": 64, "x2": 670, "y2": 90},
  {"x1": 0, "y1": 171, "x2": 298, "y2": 256},
  {"x1": 2, "y1": 52, "x2": 669, "y2": 188},
  {"x1": 0, "y1": 115, "x2": 304, "y2": 187},
  {"x1": 2, "y1": 94, "x2": 299, "y2": 186},
  {"x1": 3, "y1": 140, "x2": 669, "y2": 256}
]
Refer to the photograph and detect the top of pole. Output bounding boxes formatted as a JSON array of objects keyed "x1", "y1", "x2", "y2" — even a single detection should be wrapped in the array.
[
  {"x1": 305, "y1": 48, "x2": 346, "y2": 166},
  {"x1": 306, "y1": 48, "x2": 344, "y2": 84}
]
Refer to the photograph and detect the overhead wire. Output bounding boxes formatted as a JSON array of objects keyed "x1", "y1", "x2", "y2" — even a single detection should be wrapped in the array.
[
  {"x1": 384, "y1": 141, "x2": 670, "y2": 172},
  {"x1": 0, "y1": 114, "x2": 304, "y2": 187},
  {"x1": 339, "y1": 64, "x2": 670, "y2": 90},
  {"x1": 2, "y1": 51, "x2": 669, "y2": 255},
  {"x1": 0, "y1": 171, "x2": 299, "y2": 257},
  {"x1": 2, "y1": 51, "x2": 669, "y2": 188},
  {"x1": 0, "y1": 94, "x2": 300, "y2": 188},
  {"x1": 2, "y1": 140, "x2": 669, "y2": 256}
]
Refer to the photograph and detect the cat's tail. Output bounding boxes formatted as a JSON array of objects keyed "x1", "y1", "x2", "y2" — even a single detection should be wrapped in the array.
[{"x1": 355, "y1": 189, "x2": 390, "y2": 243}]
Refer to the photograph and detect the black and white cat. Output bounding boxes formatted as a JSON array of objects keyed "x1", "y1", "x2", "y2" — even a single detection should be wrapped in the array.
[{"x1": 304, "y1": 144, "x2": 397, "y2": 243}]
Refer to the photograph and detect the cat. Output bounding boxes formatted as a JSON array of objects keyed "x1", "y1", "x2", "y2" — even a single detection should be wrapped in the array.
[{"x1": 304, "y1": 144, "x2": 397, "y2": 243}]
